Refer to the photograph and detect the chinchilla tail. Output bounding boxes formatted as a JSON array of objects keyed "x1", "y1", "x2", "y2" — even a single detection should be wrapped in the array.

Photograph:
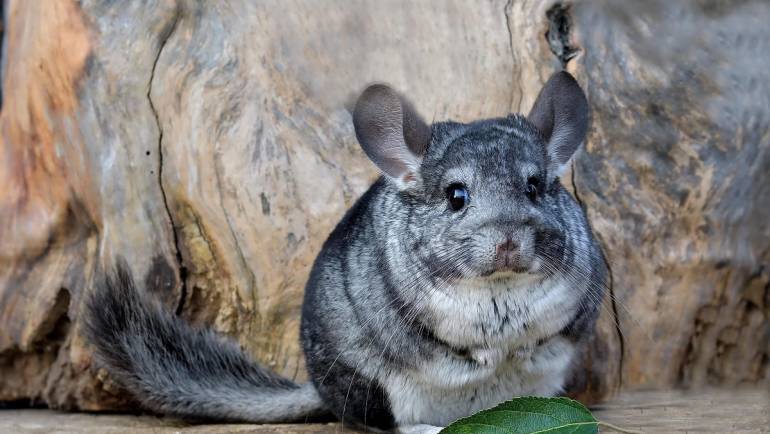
[{"x1": 83, "y1": 260, "x2": 328, "y2": 423}]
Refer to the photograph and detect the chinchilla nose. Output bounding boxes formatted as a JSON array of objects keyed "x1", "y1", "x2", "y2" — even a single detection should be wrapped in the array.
[{"x1": 495, "y1": 237, "x2": 518, "y2": 255}]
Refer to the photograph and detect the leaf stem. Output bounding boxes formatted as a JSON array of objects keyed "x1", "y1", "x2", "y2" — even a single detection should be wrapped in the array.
[{"x1": 597, "y1": 421, "x2": 644, "y2": 434}]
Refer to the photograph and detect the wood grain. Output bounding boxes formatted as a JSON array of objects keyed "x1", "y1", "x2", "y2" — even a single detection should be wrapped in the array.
[
  {"x1": 1, "y1": 388, "x2": 767, "y2": 433},
  {"x1": 0, "y1": 0, "x2": 766, "y2": 412}
]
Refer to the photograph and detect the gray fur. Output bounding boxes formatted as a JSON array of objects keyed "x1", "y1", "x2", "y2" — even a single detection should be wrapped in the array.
[
  {"x1": 84, "y1": 264, "x2": 328, "y2": 423},
  {"x1": 85, "y1": 71, "x2": 606, "y2": 433}
]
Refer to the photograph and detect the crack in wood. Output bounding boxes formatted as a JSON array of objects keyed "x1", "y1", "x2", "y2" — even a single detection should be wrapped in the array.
[
  {"x1": 503, "y1": 0, "x2": 515, "y2": 112},
  {"x1": 146, "y1": 5, "x2": 185, "y2": 315},
  {"x1": 570, "y1": 160, "x2": 625, "y2": 390}
]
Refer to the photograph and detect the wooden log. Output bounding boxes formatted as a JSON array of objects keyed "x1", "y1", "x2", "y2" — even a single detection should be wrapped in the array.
[{"x1": 0, "y1": 0, "x2": 767, "y2": 412}]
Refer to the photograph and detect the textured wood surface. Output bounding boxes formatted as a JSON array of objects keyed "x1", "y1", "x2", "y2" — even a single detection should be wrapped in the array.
[
  {"x1": 571, "y1": 0, "x2": 770, "y2": 389},
  {"x1": 1, "y1": 388, "x2": 768, "y2": 433},
  {"x1": 0, "y1": 0, "x2": 768, "y2": 412}
]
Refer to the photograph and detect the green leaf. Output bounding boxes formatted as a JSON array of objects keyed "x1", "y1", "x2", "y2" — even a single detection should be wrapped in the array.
[{"x1": 440, "y1": 396, "x2": 598, "y2": 434}]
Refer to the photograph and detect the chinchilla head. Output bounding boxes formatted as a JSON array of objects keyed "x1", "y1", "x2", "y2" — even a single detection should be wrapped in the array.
[{"x1": 353, "y1": 72, "x2": 589, "y2": 282}]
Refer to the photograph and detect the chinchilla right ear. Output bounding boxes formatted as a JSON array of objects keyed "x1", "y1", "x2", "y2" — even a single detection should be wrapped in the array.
[
  {"x1": 527, "y1": 71, "x2": 589, "y2": 181},
  {"x1": 353, "y1": 84, "x2": 431, "y2": 190}
]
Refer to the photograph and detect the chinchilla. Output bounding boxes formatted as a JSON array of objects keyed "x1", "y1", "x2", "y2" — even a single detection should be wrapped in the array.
[{"x1": 85, "y1": 71, "x2": 607, "y2": 434}]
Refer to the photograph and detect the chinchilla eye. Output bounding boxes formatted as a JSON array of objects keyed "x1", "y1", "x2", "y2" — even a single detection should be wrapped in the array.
[
  {"x1": 446, "y1": 183, "x2": 468, "y2": 211},
  {"x1": 526, "y1": 176, "x2": 539, "y2": 201}
]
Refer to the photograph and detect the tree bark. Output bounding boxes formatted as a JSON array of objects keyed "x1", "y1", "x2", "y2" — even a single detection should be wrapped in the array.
[{"x1": 0, "y1": 0, "x2": 767, "y2": 411}]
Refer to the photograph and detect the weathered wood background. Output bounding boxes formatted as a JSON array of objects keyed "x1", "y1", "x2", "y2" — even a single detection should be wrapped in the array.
[{"x1": 0, "y1": 0, "x2": 767, "y2": 410}]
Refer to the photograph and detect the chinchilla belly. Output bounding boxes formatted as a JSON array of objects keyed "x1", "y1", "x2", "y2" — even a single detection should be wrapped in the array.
[
  {"x1": 377, "y1": 275, "x2": 584, "y2": 426},
  {"x1": 382, "y1": 335, "x2": 576, "y2": 427}
]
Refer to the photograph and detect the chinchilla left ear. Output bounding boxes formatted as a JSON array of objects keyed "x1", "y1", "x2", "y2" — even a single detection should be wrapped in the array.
[
  {"x1": 528, "y1": 71, "x2": 589, "y2": 179},
  {"x1": 353, "y1": 84, "x2": 431, "y2": 190}
]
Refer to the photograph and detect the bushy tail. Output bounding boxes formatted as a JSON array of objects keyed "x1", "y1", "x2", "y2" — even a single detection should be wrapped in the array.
[{"x1": 83, "y1": 261, "x2": 328, "y2": 423}]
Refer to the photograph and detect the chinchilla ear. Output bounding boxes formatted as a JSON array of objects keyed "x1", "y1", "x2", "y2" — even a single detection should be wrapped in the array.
[
  {"x1": 528, "y1": 71, "x2": 589, "y2": 179},
  {"x1": 353, "y1": 84, "x2": 431, "y2": 189}
]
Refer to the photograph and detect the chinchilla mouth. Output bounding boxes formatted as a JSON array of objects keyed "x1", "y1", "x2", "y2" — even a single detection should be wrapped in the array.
[{"x1": 479, "y1": 266, "x2": 538, "y2": 278}]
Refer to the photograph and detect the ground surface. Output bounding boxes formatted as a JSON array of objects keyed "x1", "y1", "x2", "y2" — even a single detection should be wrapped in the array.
[{"x1": 1, "y1": 388, "x2": 767, "y2": 433}]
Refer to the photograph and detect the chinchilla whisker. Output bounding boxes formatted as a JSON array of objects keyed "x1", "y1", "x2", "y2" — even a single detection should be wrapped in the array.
[
  {"x1": 536, "y1": 252, "x2": 621, "y2": 333},
  {"x1": 538, "y1": 250, "x2": 654, "y2": 345},
  {"x1": 544, "y1": 244, "x2": 644, "y2": 329}
]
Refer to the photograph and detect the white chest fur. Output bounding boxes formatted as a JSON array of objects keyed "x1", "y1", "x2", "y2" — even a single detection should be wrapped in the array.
[{"x1": 384, "y1": 275, "x2": 581, "y2": 426}]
